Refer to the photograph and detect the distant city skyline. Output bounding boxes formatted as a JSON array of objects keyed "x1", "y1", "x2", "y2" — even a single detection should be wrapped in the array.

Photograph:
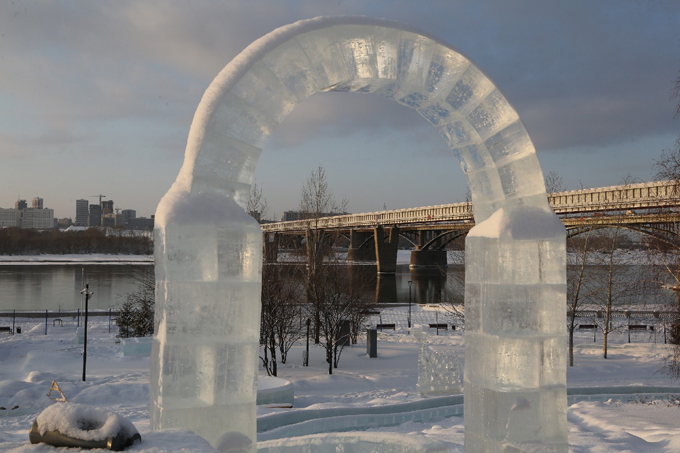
[
  {"x1": 1, "y1": 195, "x2": 151, "y2": 222},
  {"x1": 1, "y1": 1, "x2": 678, "y2": 220}
]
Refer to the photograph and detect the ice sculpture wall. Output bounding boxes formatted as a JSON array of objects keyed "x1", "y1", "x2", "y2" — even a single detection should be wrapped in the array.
[
  {"x1": 413, "y1": 326, "x2": 462, "y2": 395},
  {"x1": 152, "y1": 16, "x2": 567, "y2": 453}
]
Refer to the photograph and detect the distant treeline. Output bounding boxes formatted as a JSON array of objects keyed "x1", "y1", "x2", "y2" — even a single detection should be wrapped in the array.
[{"x1": 0, "y1": 227, "x2": 153, "y2": 255}]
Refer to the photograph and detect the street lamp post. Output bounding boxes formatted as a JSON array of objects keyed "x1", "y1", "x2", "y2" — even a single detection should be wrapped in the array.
[
  {"x1": 408, "y1": 280, "x2": 412, "y2": 329},
  {"x1": 80, "y1": 284, "x2": 93, "y2": 382},
  {"x1": 304, "y1": 318, "x2": 311, "y2": 366}
]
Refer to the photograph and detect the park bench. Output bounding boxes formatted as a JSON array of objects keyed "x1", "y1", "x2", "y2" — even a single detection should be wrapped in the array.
[
  {"x1": 376, "y1": 323, "x2": 395, "y2": 331},
  {"x1": 578, "y1": 324, "x2": 597, "y2": 329},
  {"x1": 429, "y1": 323, "x2": 448, "y2": 330},
  {"x1": 0, "y1": 326, "x2": 12, "y2": 334}
]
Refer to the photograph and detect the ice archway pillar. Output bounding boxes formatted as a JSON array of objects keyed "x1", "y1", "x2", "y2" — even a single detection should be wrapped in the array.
[{"x1": 151, "y1": 16, "x2": 567, "y2": 453}]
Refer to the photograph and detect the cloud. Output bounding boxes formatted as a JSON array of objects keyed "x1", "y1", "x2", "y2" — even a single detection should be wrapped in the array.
[
  {"x1": 267, "y1": 92, "x2": 436, "y2": 149},
  {"x1": 0, "y1": 0, "x2": 677, "y2": 160}
]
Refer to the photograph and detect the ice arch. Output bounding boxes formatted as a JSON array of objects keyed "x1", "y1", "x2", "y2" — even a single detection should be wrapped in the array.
[{"x1": 152, "y1": 16, "x2": 567, "y2": 453}]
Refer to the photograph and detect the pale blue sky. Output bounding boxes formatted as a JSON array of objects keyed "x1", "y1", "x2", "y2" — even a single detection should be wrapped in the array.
[{"x1": 0, "y1": 1, "x2": 678, "y2": 220}]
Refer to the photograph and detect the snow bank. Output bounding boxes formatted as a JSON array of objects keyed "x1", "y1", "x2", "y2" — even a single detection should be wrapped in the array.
[
  {"x1": 35, "y1": 403, "x2": 138, "y2": 442},
  {"x1": 256, "y1": 376, "x2": 294, "y2": 407}
]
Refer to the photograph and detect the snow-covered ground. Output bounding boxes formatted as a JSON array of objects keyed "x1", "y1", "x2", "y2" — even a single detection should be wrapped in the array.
[{"x1": 2, "y1": 306, "x2": 680, "y2": 452}]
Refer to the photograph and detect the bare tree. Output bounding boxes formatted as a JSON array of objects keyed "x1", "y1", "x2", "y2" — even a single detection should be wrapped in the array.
[
  {"x1": 590, "y1": 222, "x2": 645, "y2": 359},
  {"x1": 545, "y1": 170, "x2": 566, "y2": 194},
  {"x1": 653, "y1": 72, "x2": 680, "y2": 190},
  {"x1": 345, "y1": 265, "x2": 376, "y2": 345},
  {"x1": 116, "y1": 266, "x2": 155, "y2": 338},
  {"x1": 442, "y1": 237, "x2": 465, "y2": 329},
  {"x1": 593, "y1": 227, "x2": 621, "y2": 359},
  {"x1": 645, "y1": 238, "x2": 680, "y2": 379},
  {"x1": 644, "y1": 232, "x2": 680, "y2": 308},
  {"x1": 259, "y1": 263, "x2": 305, "y2": 376},
  {"x1": 566, "y1": 230, "x2": 599, "y2": 366},
  {"x1": 315, "y1": 263, "x2": 373, "y2": 374},
  {"x1": 650, "y1": 70, "x2": 680, "y2": 378},
  {"x1": 298, "y1": 165, "x2": 349, "y2": 343},
  {"x1": 247, "y1": 179, "x2": 268, "y2": 222},
  {"x1": 299, "y1": 165, "x2": 348, "y2": 226}
]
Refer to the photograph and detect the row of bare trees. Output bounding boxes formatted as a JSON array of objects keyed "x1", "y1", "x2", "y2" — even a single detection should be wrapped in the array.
[
  {"x1": 259, "y1": 257, "x2": 374, "y2": 376},
  {"x1": 256, "y1": 166, "x2": 373, "y2": 376},
  {"x1": 438, "y1": 171, "x2": 680, "y2": 367},
  {"x1": 552, "y1": 173, "x2": 676, "y2": 364},
  {"x1": 652, "y1": 70, "x2": 680, "y2": 378},
  {"x1": 0, "y1": 227, "x2": 152, "y2": 255},
  {"x1": 566, "y1": 221, "x2": 653, "y2": 364}
]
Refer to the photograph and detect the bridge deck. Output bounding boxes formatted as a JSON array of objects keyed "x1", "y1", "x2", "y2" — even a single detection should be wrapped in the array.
[{"x1": 262, "y1": 180, "x2": 680, "y2": 234}]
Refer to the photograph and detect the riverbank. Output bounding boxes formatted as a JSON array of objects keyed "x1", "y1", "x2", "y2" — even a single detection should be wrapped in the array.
[{"x1": 0, "y1": 254, "x2": 153, "y2": 265}]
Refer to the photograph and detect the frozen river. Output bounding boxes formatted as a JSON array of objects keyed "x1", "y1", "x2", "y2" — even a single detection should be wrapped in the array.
[
  {"x1": 0, "y1": 264, "x2": 150, "y2": 312},
  {"x1": 0, "y1": 261, "x2": 670, "y2": 313}
]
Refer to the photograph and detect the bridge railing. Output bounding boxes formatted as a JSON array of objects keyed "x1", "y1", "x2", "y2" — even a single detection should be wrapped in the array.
[
  {"x1": 261, "y1": 203, "x2": 474, "y2": 232},
  {"x1": 261, "y1": 180, "x2": 678, "y2": 233},
  {"x1": 549, "y1": 180, "x2": 678, "y2": 214}
]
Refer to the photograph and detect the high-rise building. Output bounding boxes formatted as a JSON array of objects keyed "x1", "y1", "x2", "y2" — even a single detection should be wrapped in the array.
[
  {"x1": 121, "y1": 209, "x2": 136, "y2": 227},
  {"x1": 32, "y1": 197, "x2": 43, "y2": 209},
  {"x1": 102, "y1": 200, "x2": 114, "y2": 214},
  {"x1": 15, "y1": 199, "x2": 27, "y2": 210},
  {"x1": 22, "y1": 208, "x2": 54, "y2": 229},
  {"x1": 0, "y1": 208, "x2": 20, "y2": 228},
  {"x1": 88, "y1": 204, "x2": 101, "y2": 227},
  {"x1": 75, "y1": 199, "x2": 89, "y2": 226}
]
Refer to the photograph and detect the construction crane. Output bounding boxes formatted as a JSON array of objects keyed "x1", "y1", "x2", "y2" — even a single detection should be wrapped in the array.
[{"x1": 89, "y1": 194, "x2": 106, "y2": 206}]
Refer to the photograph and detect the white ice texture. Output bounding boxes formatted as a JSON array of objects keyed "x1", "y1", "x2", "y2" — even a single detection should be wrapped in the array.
[
  {"x1": 465, "y1": 208, "x2": 567, "y2": 453},
  {"x1": 152, "y1": 16, "x2": 567, "y2": 453},
  {"x1": 258, "y1": 432, "x2": 451, "y2": 453},
  {"x1": 413, "y1": 326, "x2": 462, "y2": 395}
]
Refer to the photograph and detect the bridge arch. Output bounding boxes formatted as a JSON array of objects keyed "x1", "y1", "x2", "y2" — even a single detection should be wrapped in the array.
[
  {"x1": 152, "y1": 16, "x2": 566, "y2": 451},
  {"x1": 567, "y1": 224, "x2": 680, "y2": 250}
]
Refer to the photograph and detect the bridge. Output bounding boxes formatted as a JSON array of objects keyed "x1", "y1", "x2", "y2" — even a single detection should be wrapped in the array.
[{"x1": 261, "y1": 180, "x2": 680, "y2": 273}]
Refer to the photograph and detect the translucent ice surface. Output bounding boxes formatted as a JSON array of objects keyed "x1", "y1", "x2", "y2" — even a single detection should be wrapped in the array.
[
  {"x1": 152, "y1": 193, "x2": 262, "y2": 450},
  {"x1": 464, "y1": 207, "x2": 567, "y2": 453},
  {"x1": 258, "y1": 432, "x2": 451, "y2": 453},
  {"x1": 413, "y1": 326, "x2": 462, "y2": 395},
  {"x1": 153, "y1": 16, "x2": 567, "y2": 453}
]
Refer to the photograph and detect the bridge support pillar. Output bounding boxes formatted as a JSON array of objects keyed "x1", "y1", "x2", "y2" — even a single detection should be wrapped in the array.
[
  {"x1": 374, "y1": 226, "x2": 399, "y2": 274},
  {"x1": 347, "y1": 230, "x2": 375, "y2": 262},
  {"x1": 410, "y1": 249, "x2": 447, "y2": 269},
  {"x1": 263, "y1": 232, "x2": 279, "y2": 263}
]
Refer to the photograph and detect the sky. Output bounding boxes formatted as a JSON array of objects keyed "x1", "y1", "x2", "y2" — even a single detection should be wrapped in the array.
[{"x1": 0, "y1": 0, "x2": 678, "y2": 221}]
